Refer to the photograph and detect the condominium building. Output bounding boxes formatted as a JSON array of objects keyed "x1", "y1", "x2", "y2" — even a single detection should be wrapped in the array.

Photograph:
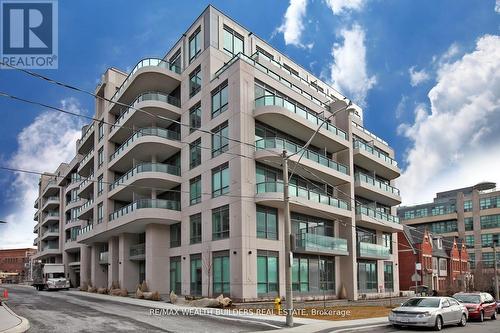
[
  {"x1": 398, "y1": 182, "x2": 500, "y2": 278},
  {"x1": 32, "y1": 5, "x2": 402, "y2": 301}
]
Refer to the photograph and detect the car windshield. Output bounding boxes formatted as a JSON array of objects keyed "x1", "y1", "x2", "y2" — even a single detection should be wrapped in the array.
[
  {"x1": 402, "y1": 298, "x2": 440, "y2": 308},
  {"x1": 454, "y1": 294, "x2": 481, "y2": 304}
]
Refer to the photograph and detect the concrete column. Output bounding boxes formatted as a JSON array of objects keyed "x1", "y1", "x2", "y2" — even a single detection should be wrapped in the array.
[
  {"x1": 119, "y1": 233, "x2": 139, "y2": 292},
  {"x1": 108, "y1": 237, "x2": 119, "y2": 288},
  {"x1": 80, "y1": 245, "x2": 91, "y2": 287},
  {"x1": 91, "y1": 244, "x2": 107, "y2": 288},
  {"x1": 145, "y1": 224, "x2": 170, "y2": 294}
]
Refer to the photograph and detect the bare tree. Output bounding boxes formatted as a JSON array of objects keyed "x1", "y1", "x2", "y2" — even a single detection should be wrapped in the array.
[{"x1": 202, "y1": 253, "x2": 212, "y2": 298}]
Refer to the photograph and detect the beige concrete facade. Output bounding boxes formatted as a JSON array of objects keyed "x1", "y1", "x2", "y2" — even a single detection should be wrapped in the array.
[{"x1": 32, "y1": 5, "x2": 402, "y2": 301}]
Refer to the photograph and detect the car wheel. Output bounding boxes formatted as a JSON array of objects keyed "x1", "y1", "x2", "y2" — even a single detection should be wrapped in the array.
[
  {"x1": 392, "y1": 324, "x2": 401, "y2": 329},
  {"x1": 434, "y1": 315, "x2": 443, "y2": 331},
  {"x1": 479, "y1": 311, "x2": 484, "y2": 322},
  {"x1": 492, "y1": 311, "x2": 497, "y2": 320},
  {"x1": 458, "y1": 313, "x2": 467, "y2": 327}
]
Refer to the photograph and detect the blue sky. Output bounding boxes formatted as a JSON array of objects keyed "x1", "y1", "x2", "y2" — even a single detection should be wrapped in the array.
[{"x1": 0, "y1": 0, "x2": 499, "y2": 248}]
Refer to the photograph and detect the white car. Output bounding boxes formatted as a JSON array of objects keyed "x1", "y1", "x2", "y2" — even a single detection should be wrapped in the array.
[{"x1": 389, "y1": 297, "x2": 468, "y2": 331}]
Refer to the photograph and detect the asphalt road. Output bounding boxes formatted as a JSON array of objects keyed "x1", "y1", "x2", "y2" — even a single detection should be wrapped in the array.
[
  {"x1": 336, "y1": 318, "x2": 500, "y2": 333},
  {"x1": 1, "y1": 285, "x2": 277, "y2": 333}
]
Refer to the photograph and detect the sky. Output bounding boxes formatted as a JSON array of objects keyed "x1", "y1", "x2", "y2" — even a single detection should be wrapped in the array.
[{"x1": 0, "y1": 0, "x2": 499, "y2": 249}]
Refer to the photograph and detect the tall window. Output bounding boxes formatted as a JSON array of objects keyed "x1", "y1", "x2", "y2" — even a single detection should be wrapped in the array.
[
  {"x1": 212, "y1": 205, "x2": 229, "y2": 240},
  {"x1": 213, "y1": 251, "x2": 230, "y2": 295},
  {"x1": 190, "y1": 213, "x2": 202, "y2": 244},
  {"x1": 97, "y1": 175, "x2": 103, "y2": 195},
  {"x1": 189, "y1": 27, "x2": 201, "y2": 63},
  {"x1": 358, "y1": 261, "x2": 377, "y2": 292},
  {"x1": 98, "y1": 122, "x2": 104, "y2": 141},
  {"x1": 190, "y1": 176, "x2": 201, "y2": 205},
  {"x1": 383, "y1": 233, "x2": 392, "y2": 254},
  {"x1": 211, "y1": 82, "x2": 228, "y2": 118},
  {"x1": 190, "y1": 254, "x2": 202, "y2": 296},
  {"x1": 189, "y1": 66, "x2": 202, "y2": 97},
  {"x1": 292, "y1": 257, "x2": 309, "y2": 292},
  {"x1": 212, "y1": 122, "x2": 229, "y2": 157},
  {"x1": 223, "y1": 25, "x2": 244, "y2": 55},
  {"x1": 170, "y1": 257, "x2": 181, "y2": 294},
  {"x1": 257, "y1": 250, "x2": 279, "y2": 295},
  {"x1": 170, "y1": 223, "x2": 181, "y2": 248},
  {"x1": 464, "y1": 200, "x2": 473, "y2": 212},
  {"x1": 319, "y1": 258, "x2": 335, "y2": 291},
  {"x1": 256, "y1": 205, "x2": 277, "y2": 240},
  {"x1": 190, "y1": 138, "x2": 201, "y2": 169},
  {"x1": 97, "y1": 203, "x2": 103, "y2": 224},
  {"x1": 189, "y1": 103, "x2": 201, "y2": 133},
  {"x1": 97, "y1": 147, "x2": 104, "y2": 167},
  {"x1": 384, "y1": 262, "x2": 394, "y2": 291},
  {"x1": 465, "y1": 235, "x2": 474, "y2": 248},
  {"x1": 480, "y1": 214, "x2": 500, "y2": 229},
  {"x1": 212, "y1": 163, "x2": 229, "y2": 197},
  {"x1": 464, "y1": 217, "x2": 473, "y2": 231},
  {"x1": 169, "y1": 49, "x2": 181, "y2": 73}
]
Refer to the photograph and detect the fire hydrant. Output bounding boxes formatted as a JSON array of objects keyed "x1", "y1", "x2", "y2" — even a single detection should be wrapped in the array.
[{"x1": 274, "y1": 297, "x2": 282, "y2": 314}]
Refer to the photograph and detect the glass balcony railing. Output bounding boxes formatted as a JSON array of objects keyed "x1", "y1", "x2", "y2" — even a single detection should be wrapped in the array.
[
  {"x1": 295, "y1": 233, "x2": 348, "y2": 254},
  {"x1": 111, "y1": 92, "x2": 181, "y2": 132},
  {"x1": 44, "y1": 211, "x2": 59, "y2": 219},
  {"x1": 79, "y1": 123, "x2": 94, "y2": 145},
  {"x1": 42, "y1": 179, "x2": 58, "y2": 193},
  {"x1": 109, "y1": 199, "x2": 180, "y2": 221},
  {"x1": 99, "y1": 252, "x2": 109, "y2": 263},
  {"x1": 79, "y1": 198, "x2": 94, "y2": 213},
  {"x1": 79, "y1": 173, "x2": 94, "y2": 190},
  {"x1": 351, "y1": 121, "x2": 388, "y2": 146},
  {"x1": 42, "y1": 228, "x2": 59, "y2": 236},
  {"x1": 111, "y1": 58, "x2": 181, "y2": 102},
  {"x1": 130, "y1": 243, "x2": 145, "y2": 258},
  {"x1": 255, "y1": 138, "x2": 349, "y2": 175},
  {"x1": 109, "y1": 127, "x2": 180, "y2": 162},
  {"x1": 354, "y1": 172, "x2": 400, "y2": 196},
  {"x1": 109, "y1": 163, "x2": 180, "y2": 191},
  {"x1": 78, "y1": 148, "x2": 94, "y2": 169},
  {"x1": 356, "y1": 205, "x2": 400, "y2": 224},
  {"x1": 42, "y1": 244, "x2": 59, "y2": 251},
  {"x1": 353, "y1": 140, "x2": 398, "y2": 167},
  {"x1": 256, "y1": 181, "x2": 350, "y2": 211},
  {"x1": 255, "y1": 95, "x2": 348, "y2": 141},
  {"x1": 43, "y1": 196, "x2": 59, "y2": 205},
  {"x1": 78, "y1": 224, "x2": 93, "y2": 236},
  {"x1": 358, "y1": 242, "x2": 391, "y2": 259}
]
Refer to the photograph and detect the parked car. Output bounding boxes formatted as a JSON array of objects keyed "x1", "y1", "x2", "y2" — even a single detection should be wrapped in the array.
[
  {"x1": 497, "y1": 299, "x2": 500, "y2": 314},
  {"x1": 453, "y1": 292, "x2": 497, "y2": 321},
  {"x1": 389, "y1": 296, "x2": 467, "y2": 331},
  {"x1": 409, "y1": 285, "x2": 430, "y2": 296}
]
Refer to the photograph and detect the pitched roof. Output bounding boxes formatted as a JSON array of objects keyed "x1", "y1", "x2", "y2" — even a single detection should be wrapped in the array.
[{"x1": 432, "y1": 238, "x2": 449, "y2": 258}]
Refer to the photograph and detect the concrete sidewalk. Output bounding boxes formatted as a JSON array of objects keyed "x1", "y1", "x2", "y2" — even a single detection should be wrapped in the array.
[
  {"x1": 63, "y1": 290, "x2": 390, "y2": 332},
  {"x1": 0, "y1": 302, "x2": 30, "y2": 333}
]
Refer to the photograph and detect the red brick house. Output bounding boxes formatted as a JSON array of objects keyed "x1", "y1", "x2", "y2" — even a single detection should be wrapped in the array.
[
  {"x1": 444, "y1": 237, "x2": 471, "y2": 290},
  {"x1": 0, "y1": 248, "x2": 36, "y2": 283}
]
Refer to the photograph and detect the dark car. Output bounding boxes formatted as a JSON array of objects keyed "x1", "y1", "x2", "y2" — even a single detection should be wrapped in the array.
[
  {"x1": 453, "y1": 292, "x2": 497, "y2": 321},
  {"x1": 497, "y1": 299, "x2": 500, "y2": 314}
]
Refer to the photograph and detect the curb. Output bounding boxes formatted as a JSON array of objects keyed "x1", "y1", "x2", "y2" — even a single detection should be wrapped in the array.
[{"x1": 0, "y1": 303, "x2": 30, "y2": 333}]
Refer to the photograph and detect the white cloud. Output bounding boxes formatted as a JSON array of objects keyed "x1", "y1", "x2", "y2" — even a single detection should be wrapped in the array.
[
  {"x1": 328, "y1": 24, "x2": 376, "y2": 107},
  {"x1": 395, "y1": 95, "x2": 408, "y2": 119},
  {"x1": 496, "y1": 0, "x2": 500, "y2": 13},
  {"x1": 398, "y1": 35, "x2": 500, "y2": 205},
  {"x1": 0, "y1": 99, "x2": 84, "y2": 249},
  {"x1": 408, "y1": 66, "x2": 431, "y2": 86},
  {"x1": 325, "y1": 0, "x2": 366, "y2": 15},
  {"x1": 277, "y1": 0, "x2": 309, "y2": 48}
]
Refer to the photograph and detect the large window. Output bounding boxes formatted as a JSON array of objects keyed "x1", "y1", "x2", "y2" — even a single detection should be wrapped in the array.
[
  {"x1": 292, "y1": 257, "x2": 309, "y2": 292},
  {"x1": 189, "y1": 66, "x2": 202, "y2": 97},
  {"x1": 481, "y1": 233, "x2": 500, "y2": 247},
  {"x1": 256, "y1": 205, "x2": 278, "y2": 240},
  {"x1": 190, "y1": 176, "x2": 201, "y2": 205},
  {"x1": 465, "y1": 217, "x2": 474, "y2": 231},
  {"x1": 358, "y1": 261, "x2": 377, "y2": 292},
  {"x1": 212, "y1": 163, "x2": 229, "y2": 197},
  {"x1": 97, "y1": 175, "x2": 103, "y2": 195},
  {"x1": 190, "y1": 213, "x2": 202, "y2": 244},
  {"x1": 211, "y1": 82, "x2": 228, "y2": 118},
  {"x1": 415, "y1": 220, "x2": 458, "y2": 234},
  {"x1": 212, "y1": 122, "x2": 229, "y2": 157},
  {"x1": 189, "y1": 27, "x2": 201, "y2": 63},
  {"x1": 170, "y1": 257, "x2": 181, "y2": 294},
  {"x1": 383, "y1": 233, "x2": 392, "y2": 254},
  {"x1": 212, "y1": 205, "x2": 229, "y2": 240},
  {"x1": 213, "y1": 251, "x2": 230, "y2": 295},
  {"x1": 465, "y1": 235, "x2": 474, "y2": 248},
  {"x1": 469, "y1": 253, "x2": 475, "y2": 269},
  {"x1": 170, "y1": 223, "x2": 181, "y2": 248},
  {"x1": 464, "y1": 200, "x2": 473, "y2": 212},
  {"x1": 384, "y1": 262, "x2": 394, "y2": 291},
  {"x1": 189, "y1": 103, "x2": 201, "y2": 134},
  {"x1": 97, "y1": 203, "x2": 103, "y2": 224},
  {"x1": 480, "y1": 196, "x2": 500, "y2": 210},
  {"x1": 319, "y1": 258, "x2": 335, "y2": 291},
  {"x1": 190, "y1": 254, "x2": 202, "y2": 296},
  {"x1": 98, "y1": 122, "x2": 104, "y2": 141},
  {"x1": 257, "y1": 250, "x2": 279, "y2": 295},
  {"x1": 169, "y1": 49, "x2": 181, "y2": 72},
  {"x1": 223, "y1": 25, "x2": 244, "y2": 55},
  {"x1": 97, "y1": 147, "x2": 104, "y2": 167},
  {"x1": 190, "y1": 138, "x2": 202, "y2": 169},
  {"x1": 480, "y1": 214, "x2": 500, "y2": 229}
]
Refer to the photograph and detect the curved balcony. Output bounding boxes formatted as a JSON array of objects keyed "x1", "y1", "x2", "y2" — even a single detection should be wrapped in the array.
[
  {"x1": 294, "y1": 233, "x2": 349, "y2": 256},
  {"x1": 42, "y1": 180, "x2": 59, "y2": 197},
  {"x1": 34, "y1": 212, "x2": 39, "y2": 221},
  {"x1": 77, "y1": 148, "x2": 94, "y2": 177},
  {"x1": 108, "y1": 128, "x2": 181, "y2": 173},
  {"x1": 77, "y1": 123, "x2": 94, "y2": 155},
  {"x1": 108, "y1": 163, "x2": 182, "y2": 201},
  {"x1": 64, "y1": 238, "x2": 80, "y2": 251},
  {"x1": 254, "y1": 96, "x2": 349, "y2": 153},
  {"x1": 255, "y1": 138, "x2": 350, "y2": 186},
  {"x1": 357, "y1": 242, "x2": 391, "y2": 260},
  {"x1": 78, "y1": 173, "x2": 94, "y2": 199},
  {"x1": 78, "y1": 198, "x2": 94, "y2": 220},
  {"x1": 353, "y1": 140, "x2": 400, "y2": 180},
  {"x1": 42, "y1": 196, "x2": 60, "y2": 211},
  {"x1": 40, "y1": 211, "x2": 60, "y2": 227},
  {"x1": 40, "y1": 228, "x2": 59, "y2": 241},
  {"x1": 255, "y1": 181, "x2": 351, "y2": 220},
  {"x1": 65, "y1": 198, "x2": 82, "y2": 212},
  {"x1": 110, "y1": 91, "x2": 181, "y2": 143},
  {"x1": 354, "y1": 172, "x2": 401, "y2": 206},
  {"x1": 65, "y1": 179, "x2": 82, "y2": 194},
  {"x1": 355, "y1": 205, "x2": 402, "y2": 232},
  {"x1": 34, "y1": 199, "x2": 39, "y2": 209},
  {"x1": 64, "y1": 218, "x2": 83, "y2": 230},
  {"x1": 110, "y1": 58, "x2": 181, "y2": 107}
]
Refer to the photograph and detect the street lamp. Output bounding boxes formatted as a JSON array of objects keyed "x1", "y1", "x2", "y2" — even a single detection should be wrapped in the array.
[{"x1": 0, "y1": 220, "x2": 7, "y2": 224}]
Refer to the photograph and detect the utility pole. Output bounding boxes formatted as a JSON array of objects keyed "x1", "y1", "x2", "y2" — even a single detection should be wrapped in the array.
[
  {"x1": 282, "y1": 150, "x2": 293, "y2": 327},
  {"x1": 494, "y1": 242, "x2": 499, "y2": 301}
]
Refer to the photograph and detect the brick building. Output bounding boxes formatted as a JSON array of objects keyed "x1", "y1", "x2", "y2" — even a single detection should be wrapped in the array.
[
  {"x1": 0, "y1": 248, "x2": 37, "y2": 283},
  {"x1": 398, "y1": 226, "x2": 470, "y2": 292}
]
